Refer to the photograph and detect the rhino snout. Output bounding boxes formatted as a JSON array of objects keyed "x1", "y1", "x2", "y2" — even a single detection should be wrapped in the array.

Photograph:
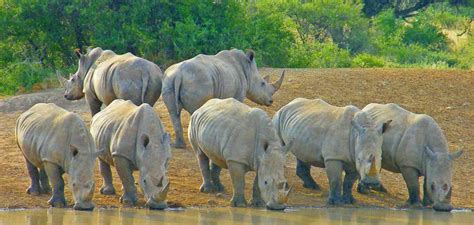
[
  {"x1": 73, "y1": 201, "x2": 95, "y2": 211},
  {"x1": 360, "y1": 176, "x2": 380, "y2": 187},
  {"x1": 146, "y1": 198, "x2": 167, "y2": 210},
  {"x1": 433, "y1": 202, "x2": 453, "y2": 212},
  {"x1": 266, "y1": 200, "x2": 286, "y2": 210}
]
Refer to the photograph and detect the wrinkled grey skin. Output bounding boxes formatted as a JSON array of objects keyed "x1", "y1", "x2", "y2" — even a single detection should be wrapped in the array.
[
  {"x1": 188, "y1": 98, "x2": 292, "y2": 210},
  {"x1": 163, "y1": 49, "x2": 285, "y2": 148},
  {"x1": 57, "y1": 47, "x2": 163, "y2": 117},
  {"x1": 90, "y1": 99, "x2": 171, "y2": 209},
  {"x1": 359, "y1": 103, "x2": 463, "y2": 212},
  {"x1": 16, "y1": 103, "x2": 99, "y2": 210},
  {"x1": 272, "y1": 98, "x2": 390, "y2": 205}
]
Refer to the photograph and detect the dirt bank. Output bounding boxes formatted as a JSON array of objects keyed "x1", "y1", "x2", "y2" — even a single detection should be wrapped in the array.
[{"x1": 0, "y1": 68, "x2": 472, "y2": 209}]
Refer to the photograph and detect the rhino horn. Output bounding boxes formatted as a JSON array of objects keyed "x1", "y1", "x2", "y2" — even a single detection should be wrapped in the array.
[
  {"x1": 449, "y1": 149, "x2": 463, "y2": 160},
  {"x1": 368, "y1": 156, "x2": 378, "y2": 176},
  {"x1": 272, "y1": 70, "x2": 285, "y2": 91},
  {"x1": 56, "y1": 71, "x2": 67, "y2": 87},
  {"x1": 159, "y1": 180, "x2": 170, "y2": 200}
]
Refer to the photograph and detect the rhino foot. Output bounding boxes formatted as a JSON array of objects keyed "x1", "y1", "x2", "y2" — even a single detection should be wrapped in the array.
[
  {"x1": 100, "y1": 185, "x2": 116, "y2": 195},
  {"x1": 250, "y1": 198, "x2": 266, "y2": 208},
  {"x1": 26, "y1": 186, "x2": 41, "y2": 196},
  {"x1": 213, "y1": 182, "x2": 225, "y2": 193},
  {"x1": 48, "y1": 196, "x2": 67, "y2": 208},
  {"x1": 172, "y1": 142, "x2": 186, "y2": 149},
  {"x1": 327, "y1": 196, "x2": 342, "y2": 206},
  {"x1": 401, "y1": 201, "x2": 423, "y2": 209},
  {"x1": 200, "y1": 182, "x2": 216, "y2": 193},
  {"x1": 341, "y1": 194, "x2": 356, "y2": 204},
  {"x1": 120, "y1": 193, "x2": 138, "y2": 207},
  {"x1": 303, "y1": 182, "x2": 321, "y2": 191},
  {"x1": 230, "y1": 196, "x2": 247, "y2": 208}
]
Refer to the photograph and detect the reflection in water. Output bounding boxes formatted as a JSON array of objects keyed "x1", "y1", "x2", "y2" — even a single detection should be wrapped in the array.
[{"x1": 0, "y1": 207, "x2": 471, "y2": 225}]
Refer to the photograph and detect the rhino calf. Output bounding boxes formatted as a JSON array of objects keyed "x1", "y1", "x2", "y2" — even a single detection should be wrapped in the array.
[
  {"x1": 272, "y1": 98, "x2": 391, "y2": 205},
  {"x1": 163, "y1": 49, "x2": 285, "y2": 148},
  {"x1": 90, "y1": 99, "x2": 171, "y2": 209},
  {"x1": 188, "y1": 98, "x2": 292, "y2": 210},
  {"x1": 359, "y1": 103, "x2": 462, "y2": 212},
  {"x1": 16, "y1": 103, "x2": 99, "y2": 210},
  {"x1": 58, "y1": 47, "x2": 163, "y2": 116}
]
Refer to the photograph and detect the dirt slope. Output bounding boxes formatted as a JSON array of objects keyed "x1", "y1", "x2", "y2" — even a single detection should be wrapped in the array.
[{"x1": 0, "y1": 68, "x2": 472, "y2": 209}]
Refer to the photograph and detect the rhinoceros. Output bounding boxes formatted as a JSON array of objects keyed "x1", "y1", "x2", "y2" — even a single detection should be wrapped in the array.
[
  {"x1": 90, "y1": 99, "x2": 171, "y2": 209},
  {"x1": 188, "y1": 98, "x2": 292, "y2": 210},
  {"x1": 162, "y1": 49, "x2": 285, "y2": 148},
  {"x1": 57, "y1": 47, "x2": 163, "y2": 116},
  {"x1": 16, "y1": 103, "x2": 100, "y2": 210},
  {"x1": 358, "y1": 103, "x2": 462, "y2": 211},
  {"x1": 272, "y1": 98, "x2": 391, "y2": 205}
]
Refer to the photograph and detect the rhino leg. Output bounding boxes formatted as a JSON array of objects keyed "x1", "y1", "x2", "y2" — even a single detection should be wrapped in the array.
[
  {"x1": 210, "y1": 162, "x2": 224, "y2": 192},
  {"x1": 325, "y1": 160, "x2": 344, "y2": 205},
  {"x1": 114, "y1": 156, "x2": 138, "y2": 206},
  {"x1": 196, "y1": 152, "x2": 215, "y2": 193},
  {"x1": 39, "y1": 169, "x2": 51, "y2": 194},
  {"x1": 400, "y1": 167, "x2": 422, "y2": 208},
  {"x1": 228, "y1": 161, "x2": 247, "y2": 207},
  {"x1": 44, "y1": 162, "x2": 67, "y2": 208},
  {"x1": 25, "y1": 159, "x2": 41, "y2": 196},
  {"x1": 250, "y1": 174, "x2": 265, "y2": 208},
  {"x1": 341, "y1": 169, "x2": 358, "y2": 204},
  {"x1": 86, "y1": 95, "x2": 102, "y2": 117},
  {"x1": 422, "y1": 176, "x2": 433, "y2": 206},
  {"x1": 99, "y1": 159, "x2": 116, "y2": 195},
  {"x1": 296, "y1": 159, "x2": 320, "y2": 190},
  {"x1": 163, "y1": 92, "x2": 186, "y2": 149}
]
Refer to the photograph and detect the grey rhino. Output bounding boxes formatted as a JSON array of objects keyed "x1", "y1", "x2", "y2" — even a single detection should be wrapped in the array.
[
  {"x1": 162, "y1": 49, "x2": 285, "y2": 148},
  {"x1": 188, "y1": 98, "x2": 292, "y2": 210},
  {"x1": 16, "y1": 103, "x2": 99, "y2": 210},
  {"x1": 272, "y1": 98, "x2": 391, "y2": 205},
  {"x1": 90, "y1": 99, "x2": 171, "y2": 209},
  {"x1": 57, "y1": 47, "x2": 163, "y2": 116},
  {"x1": 359, "y1": 103, "x2": 462, "y2": 212}
]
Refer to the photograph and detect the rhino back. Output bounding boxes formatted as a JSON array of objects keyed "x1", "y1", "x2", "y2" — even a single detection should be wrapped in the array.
[
  {"x1": 91, "y1": 100, "x2": 164, "y2": 166},
  {"x1": 276, "y1": 98, "x2": 357, "y2": 167},
  {"x1": 363, "y1": 103, "x2": 448, "y2": 174},
  {"x1": 16, "y1": 103, "x2": 88, "y2": 169},
  {"x1": 86, "y1": 53, "x2": 162, "y2": 106},
  {"x1": 190, "y1": 99, "x2": 260, "y2": 169}
]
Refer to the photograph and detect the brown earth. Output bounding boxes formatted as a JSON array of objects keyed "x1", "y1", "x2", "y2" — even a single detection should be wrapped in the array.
[{"x1": 0, "y1": 68, "x2": 472, "y2": 210}]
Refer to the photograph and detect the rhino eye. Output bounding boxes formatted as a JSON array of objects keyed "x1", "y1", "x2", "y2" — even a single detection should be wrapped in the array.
[
  {"x1": 264, "y1": 181, "x2": 268, "y2": 185},
  {"x1": 431, "y1": 183, "x2": 435, "y2": 191},
  {"x1": 442, "y1": 184, "x2": 448, "y2": 191},
  {"x1": 261, "y1": 82, "x2": 265, "y2": 86}
]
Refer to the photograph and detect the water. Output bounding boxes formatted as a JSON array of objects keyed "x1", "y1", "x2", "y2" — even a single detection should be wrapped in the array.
[{"x1": 0, "y1": 207, "x2": 472, "y2": 225}]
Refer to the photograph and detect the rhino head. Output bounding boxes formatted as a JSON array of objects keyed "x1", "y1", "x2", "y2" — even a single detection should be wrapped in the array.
[
  {"x1": 136, "y1": 133, "x2": 172, "y2": 210},
  {"x1": 244, "y1": 50, "x2": 285, "y2": 106},
  {"x1": 67, "y1": 127, "x2": 101, "y2": 210},
  {"x1": 352, "y1": 111, "x2": 391, "y2": 188},
  {"x1": 258, "y1": 141, "x2": 293, "y2": 210},
  {"x1": 57, "y1": 47, "x2": 104, "y2": 100},
  {"x1": 424, "y1": 146, "x2": 462, "y2": 212}
]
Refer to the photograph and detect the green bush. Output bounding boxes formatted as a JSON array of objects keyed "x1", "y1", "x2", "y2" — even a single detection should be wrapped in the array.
[
  {"x1": 289, "y1": 42, "x2": 351, "y2": 68},
  {"x1": 402, "y1": 21, "x2": 448, "y2": 51},
  {"x1": 0, "y1": 62, "x2": 54, "y2": 95},
  {"x1": 351, "y1": 54, "x2": 385, "y2": 68}
]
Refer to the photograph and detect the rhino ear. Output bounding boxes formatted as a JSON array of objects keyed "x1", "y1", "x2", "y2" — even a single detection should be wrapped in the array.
[
  {"x1": 246, "y1": 49, "x2": 254, "y2": 62},
  {"x1": 56, "y1": 71, "x2": 67, "y2": 87},
  {"x1": 161, "y1": 133, "x2": 171, "y2": 145},
  {"x1": 379, "y1": 120, "x2": 392, "y2": 134},
  {"x1": 449, "y1": 149, "x2": 463, "y2": 160},
  {"x1": 74, "y1": 48, "x2": 83, "y2": 59},
  {"x1": 351, "y1": 119, "x2": 365, "y2": 134},
  {"x1": 424, "y1": 146, "x2": 436, "y2": 160},
  {"x1": 263, "y1": 75, "x2": 270, "y2": 82}
]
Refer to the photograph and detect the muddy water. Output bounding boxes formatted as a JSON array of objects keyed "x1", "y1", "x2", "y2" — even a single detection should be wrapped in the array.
[{"x1": 0, "y1": 207, "x2": 472, "y2": 225}]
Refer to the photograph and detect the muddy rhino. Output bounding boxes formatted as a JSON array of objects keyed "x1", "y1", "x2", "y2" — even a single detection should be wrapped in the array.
[
  {"x1": 57, "y1": 47, "x2": 163, "y2": 116},
  {"x1": 16, "y1": 103, "x2": 99, "y2": 210},
  {"x1": 358, "y1": 103, "x2": 462, "y2": 212},
  {"x1": 188, "y1": 98, "x2": 292, "y2": 210},
  {"x1": 163, "y1": 49, "x2": 285, "y2": 148},
  {"x1": 90, "y1": 99, "x2": 171, "y2": 209},
  {"x1": 272, "y1": 98, "x2": 391, "y2": 205}
]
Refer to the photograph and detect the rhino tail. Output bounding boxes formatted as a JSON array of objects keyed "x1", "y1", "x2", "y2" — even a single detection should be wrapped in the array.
[
  {"x1": 141, "y1": 69, "x2": 149, "y2": 103},
  {"x1": 173, "y1": 75, "x2": 182, "y2": 115}
]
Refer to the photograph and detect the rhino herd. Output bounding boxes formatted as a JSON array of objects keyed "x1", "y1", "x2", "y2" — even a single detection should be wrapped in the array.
[{"x1": 15, "y1": 47, "x2": 462, "y2": 212}]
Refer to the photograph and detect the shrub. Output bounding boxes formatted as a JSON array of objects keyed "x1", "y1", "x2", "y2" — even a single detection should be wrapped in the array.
[
  {"x1": 351, "y1": 53, "x2": 385, "y2": 68},
  {"x1": 0, "y1": 62, "x2": 54, "y2": 95},
  {"x1": 289, "y1": 42, "x2": 351, "y2": 68}
]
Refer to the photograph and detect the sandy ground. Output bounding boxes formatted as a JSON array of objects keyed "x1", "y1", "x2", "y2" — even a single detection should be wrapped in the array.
[{"x1": 0, "y1": 68, "x2": 472, "y2": 210}]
